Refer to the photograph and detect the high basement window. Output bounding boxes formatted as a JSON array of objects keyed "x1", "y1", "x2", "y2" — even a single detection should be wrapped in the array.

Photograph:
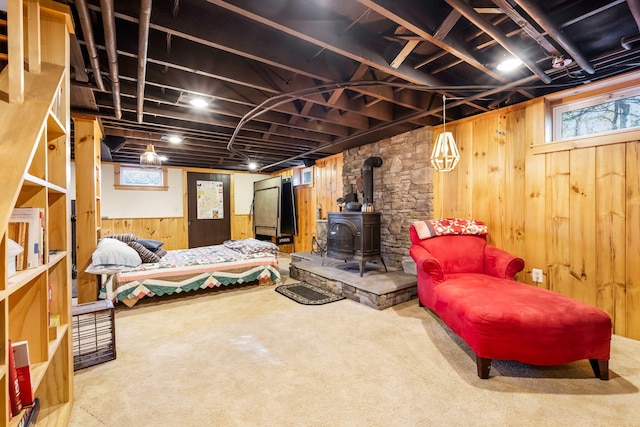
[
  {"x1": 114, "y1": 164, "x2": 168, "y2": 191},
  {"x1": 552, "y1": 85, "x2": 640, "y2": 141}
]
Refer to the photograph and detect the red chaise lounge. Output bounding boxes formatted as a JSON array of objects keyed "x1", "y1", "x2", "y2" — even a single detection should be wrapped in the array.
[{"x1": 409, "y1": 219, "x2": 612, "y2": 379}]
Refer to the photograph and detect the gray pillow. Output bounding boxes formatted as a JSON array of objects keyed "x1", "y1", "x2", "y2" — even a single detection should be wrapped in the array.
[
  {"x1": 137, "y1": 238, "x2": 164, "y2": 251},
  {"x1": 92, "y1": 238, "x2": 142, "y2": 267}
]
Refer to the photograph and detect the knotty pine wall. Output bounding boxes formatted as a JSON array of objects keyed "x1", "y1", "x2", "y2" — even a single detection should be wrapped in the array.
[
  {"x1": 433, "y1": 88, "x2": 640, "y2": 340},
  {"x1": 101, "y1": 217, "x2": 188, "y2": 250},
  {"x1": 102, "y1": 214, "x2": 254, "y2": 251}
]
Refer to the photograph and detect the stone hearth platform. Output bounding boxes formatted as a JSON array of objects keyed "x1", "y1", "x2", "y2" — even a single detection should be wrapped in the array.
[{"x1": 288, "y1": 252, "x2": 417, "y2": 310}]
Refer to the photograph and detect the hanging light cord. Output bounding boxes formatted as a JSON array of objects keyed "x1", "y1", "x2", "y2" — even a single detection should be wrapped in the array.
[{"x1": 442, "y1": 94, "x2": 447, "y2": 133}]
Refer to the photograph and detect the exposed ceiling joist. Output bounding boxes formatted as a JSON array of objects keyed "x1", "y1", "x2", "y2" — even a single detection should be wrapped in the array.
[{"x1": 60, "y1": 0, "x2": 640, "y2": 172}]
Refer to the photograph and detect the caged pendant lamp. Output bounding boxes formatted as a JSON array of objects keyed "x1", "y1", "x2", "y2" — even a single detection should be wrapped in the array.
[
  {"x1": 431, "y1": 95, "x2": 460, "y2": 172},
  {"x1": 140, "y1": 134, "x2": 162, "y2": 168}
]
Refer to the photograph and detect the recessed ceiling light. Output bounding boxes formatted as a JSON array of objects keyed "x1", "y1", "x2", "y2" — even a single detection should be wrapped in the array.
[
  {"x1": 167, "y1": 135, "x2": 182, "y2": 144},
  {"x1": 189, "y1": 97, "x2": 209, "y2": 108},
  {"x1": 496, "y1": 57, "x2": 523, "y2": 72}
]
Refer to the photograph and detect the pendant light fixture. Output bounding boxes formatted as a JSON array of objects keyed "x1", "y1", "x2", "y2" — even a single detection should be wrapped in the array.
[
  {"x1": 140, "y1": 134, "x2": 162, "y2": 168},
  {"x1": 430, "y1": 94, "x2": 460, "y2": 172}
]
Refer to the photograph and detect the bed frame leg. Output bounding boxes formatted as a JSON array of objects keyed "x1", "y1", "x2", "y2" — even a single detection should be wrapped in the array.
[
  {"x1": 589, "y1": 359, "x2": 609, "y2": 380},
  {"x1": 476, "y1": 357, "x2": 491, "y2": 379}
]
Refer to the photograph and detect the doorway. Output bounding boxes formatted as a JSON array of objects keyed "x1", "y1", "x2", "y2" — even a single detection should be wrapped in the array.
[{"x1": 187, "y1": 172, "x2": 231, "y2": 248}]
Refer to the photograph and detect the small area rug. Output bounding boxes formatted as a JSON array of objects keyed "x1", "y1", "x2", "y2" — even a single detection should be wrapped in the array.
[{"x1": 275, "y1": 282, "x2": 345, "y2": 305}]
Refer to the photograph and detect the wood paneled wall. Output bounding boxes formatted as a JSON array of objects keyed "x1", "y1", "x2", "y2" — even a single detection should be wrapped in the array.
[
  {"x1": 101, "y1": 217, "x2": 187, "y2": 250},
  {"x1": 103, "y1": 212, "x2": 253, "y2": 249},
  {"x1": 231, "y1": 214, "x2": 254, "y2": 240},
  {"x1": 434, "y1": 93, "x2": 640, "y2": 339},
  {"x1": 314, "y1": 155, "x2": 344, "y2": 220}
]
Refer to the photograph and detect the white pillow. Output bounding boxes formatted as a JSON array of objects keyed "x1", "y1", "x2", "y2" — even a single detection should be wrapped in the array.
[{"x1": 92, "y1": 238, "x2": 142, "y2": 267}]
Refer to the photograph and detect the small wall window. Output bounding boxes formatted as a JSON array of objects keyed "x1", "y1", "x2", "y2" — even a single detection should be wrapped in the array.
[
  {"x1": 301, "y1": 167, "x2": 313, "y2": 185},
  {"x1": 292, "y1": 166, "x2": 313, "y2": 186},
  {"x1": 114, "y1": 164, "x2": 168, "y2": 190},
  {"x1": 553, "y1": 86, "x2": 640, "y2": 141}
]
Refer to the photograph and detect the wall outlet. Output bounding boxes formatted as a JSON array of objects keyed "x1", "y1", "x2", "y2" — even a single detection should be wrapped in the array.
[{"x1": 532, "y1": 268, "x2": 543, "y2": 283}]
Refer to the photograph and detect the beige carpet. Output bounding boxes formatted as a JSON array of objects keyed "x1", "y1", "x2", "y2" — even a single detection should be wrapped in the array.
[{"x1": 69, "y1": 275, "x2": 640, "y2": 427}]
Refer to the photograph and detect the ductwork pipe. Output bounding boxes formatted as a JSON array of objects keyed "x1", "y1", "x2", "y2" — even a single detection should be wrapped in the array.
[
  {"x1": 362, "y1": 156, "x2": 383, "y2": 205},
  {"x1": 445, "y1": 0, "x2": 551, "y2": 84},
  {"x1": 622, "y1": 34, "x2": 640, "y2": 50},
  {"x1": 512, "y1": 0, "x2": 595, "y2": 74},
  {"x1": 137, "y1": 0, "x2": 152, "y2": 123},
  {"x1": 100, "y1": 0, "x2": 122, "y2": 119},
  {"x1": 75, "y1": 0, "x2": 106, "y2": 92},
  {"x1": 622, "y1": 0, "x2": 640, "y2": 50}
]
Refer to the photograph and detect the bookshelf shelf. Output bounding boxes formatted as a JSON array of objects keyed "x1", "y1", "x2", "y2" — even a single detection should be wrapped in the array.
[
  {"x1": 46, "y1": 112, "x2": 66, "y2": 140},
  {"x1": 47, "y1": 251, "x2": 67, "y2": 267},
  {"x1": 23, "y1": 174, "x2": 49, "y2": 188},
  {"x1": 23, "y1": 174, "x2": 67, "y2": 195},
  {"x1": 1, "y1": 2, "x2": 74, "y2": 426},
  {"x1": 7, "y1": 265, "x2": 47, "y2": 295},
  {"x1": 47, "y1": 324, "x2": 69, "y2": 358}
]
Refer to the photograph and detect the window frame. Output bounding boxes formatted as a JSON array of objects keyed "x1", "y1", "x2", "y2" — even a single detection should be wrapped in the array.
[
  {"x1": 552, "y1": 84, "x2": 640, "y2": 142},
  {"x1": 530, "y1": 72, "x2": 640, "y2": 155},
  {"x1": 114, "y1": 164, "x2": 169, "y2": 191}
]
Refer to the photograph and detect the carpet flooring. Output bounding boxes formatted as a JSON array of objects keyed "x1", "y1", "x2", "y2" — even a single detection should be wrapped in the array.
[
  {"x1": 69, "y1": 274, "x2": 640, "y2": 427},
  {"x1": 275, "y1": 281, "x2": 345, "y2": 305}
]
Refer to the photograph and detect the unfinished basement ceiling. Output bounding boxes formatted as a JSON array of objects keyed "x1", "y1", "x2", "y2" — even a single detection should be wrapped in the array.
[{"x1": 66, "y1": 0, "x2": 640, "y2": 172}]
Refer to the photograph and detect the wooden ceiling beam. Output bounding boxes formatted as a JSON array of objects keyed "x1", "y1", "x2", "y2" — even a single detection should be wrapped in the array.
[
  {"x1": 208, "y1": 0, "x2": 445, "y2": 88},
  {"x1": 93, "y1": 95, "x2": 332, "y2": 146},
  {"x1": 359, "y1": 0, "x2": 533, "y2": 102},
  {"x1": 88, "y1": 0, "x2": 437, "y2": 119}
]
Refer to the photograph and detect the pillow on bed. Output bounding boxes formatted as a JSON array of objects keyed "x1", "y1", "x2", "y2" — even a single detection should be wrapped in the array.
[
  {"x1": 93, "y1": 238, "x2": 142, "y2": 267},
  {"x1": 154, "y1": 248, "x2": 168, "y2": 258},
  {"x1": 223, "y1": 238, "x2": 279, "y2": 255},
  {"x1": 137, "y1": 238, "x2": 164, "y2": 251},
  {"x1": 128, "y1": 241, "x2": 161, "y2": 263},
  {"x1": 103, "y1": 233, "x2": 138, "y2": 243}
]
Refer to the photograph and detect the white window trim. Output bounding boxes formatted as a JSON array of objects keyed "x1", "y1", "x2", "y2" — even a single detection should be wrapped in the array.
[{"x1": 114, "y1": 164, "x2": 169, "y2": 191}]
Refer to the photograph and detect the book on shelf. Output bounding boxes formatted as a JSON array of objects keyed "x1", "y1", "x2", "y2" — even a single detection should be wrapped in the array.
[
  {"x1": 7, "y1": 238, "x2": 24, "y2": 278},
  {"x1": 9, "y1": 207, "x2": 45, "y2": 269},
  {"x1": 8, "y1": 339, "x2": 23, "y2": 419},
  {"x1": 17, "y1": 397, "x2": 40, "y2": 427},
  {"x1": 7, "y1": 222, "x2": 29, "y2": 271},
  {"x1": 13, "y1": 340, "x2": 35, "y2": 406}
]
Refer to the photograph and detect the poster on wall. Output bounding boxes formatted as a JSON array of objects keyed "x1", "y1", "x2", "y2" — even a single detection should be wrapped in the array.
[{"x1": 196, "y1": 180, "x2": 224, "y2": 219}]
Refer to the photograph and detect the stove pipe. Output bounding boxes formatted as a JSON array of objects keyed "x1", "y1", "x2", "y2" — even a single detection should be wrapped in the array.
[{"x1": 362, "y1": 156, "x2": 383, "y2": 204}]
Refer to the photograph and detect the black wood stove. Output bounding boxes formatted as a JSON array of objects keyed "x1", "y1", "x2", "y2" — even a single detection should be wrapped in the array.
[
  {"x1": 326, "y1": 211, "x2": 387, "y2": 276},
  {"x1": 325, "y1": 156, "x2": 386, "y2": 276}
]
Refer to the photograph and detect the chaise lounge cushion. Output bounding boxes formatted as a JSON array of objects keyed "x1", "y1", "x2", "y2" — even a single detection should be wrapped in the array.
[{"x1": 431, "y1": 273, "x2": 611, "y2": 366}]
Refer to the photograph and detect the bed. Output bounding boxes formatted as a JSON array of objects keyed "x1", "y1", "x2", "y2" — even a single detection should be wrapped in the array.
[{"x1": 87, "y1": 235, "x2": 281, "y2": 307}]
